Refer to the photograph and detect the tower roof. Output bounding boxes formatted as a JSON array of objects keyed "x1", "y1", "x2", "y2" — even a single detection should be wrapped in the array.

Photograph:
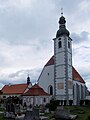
[{"x1": 56, "y1": 14, "x2": 70, "y2": 38}]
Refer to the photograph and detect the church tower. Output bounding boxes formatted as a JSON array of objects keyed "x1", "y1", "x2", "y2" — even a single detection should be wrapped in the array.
[{"x1": 53, "y1": 12, "x2": 73, "y2": 104}]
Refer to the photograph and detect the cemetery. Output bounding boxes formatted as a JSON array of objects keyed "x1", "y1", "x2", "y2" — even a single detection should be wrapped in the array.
[{"x1": 0, "y1": 97, "x2": 90, "y2": 120}]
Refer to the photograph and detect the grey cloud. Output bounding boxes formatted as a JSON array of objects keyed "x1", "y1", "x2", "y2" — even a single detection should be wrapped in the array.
[
  {"x1": 54, "y1": 0, "x2": 80, "y2": 15},
  {"x1": 0, "y1": 55, "x2": 7, "y2": 67},
  {"x1": 0, "y1": 68, "x2": 42, "y2": 88},
  {"x1": 0, "y1": 0, "x2": 56, "y2": 45},
  {"x1": 0, "y1": 0, "x2": 90, "y2": 91},
  {"x1": 71, "y1": 31, "x2": 89, "y2": 44}
]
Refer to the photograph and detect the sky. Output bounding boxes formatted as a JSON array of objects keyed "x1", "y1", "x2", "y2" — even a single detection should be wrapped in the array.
[{"x1": 0, "y1": 0, "x2": 90, "y2": 90}]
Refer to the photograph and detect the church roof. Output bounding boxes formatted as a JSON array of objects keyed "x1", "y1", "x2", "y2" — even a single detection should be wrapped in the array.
[
  {"x1": 45, "y1": 56, "x2": 85, "y2": 83},
  {"x1": 72, "y1": 67, "x2": 85, "y2": 83},
  {"x1": 23, "y1": 84, "x2": 50, "y2": 96},
  {"x1": 1, "y1": 83, "x2": 28, "y2": 95},
  {"x1": 45, "y1": 56, "x2": 54, "y2": 66}
]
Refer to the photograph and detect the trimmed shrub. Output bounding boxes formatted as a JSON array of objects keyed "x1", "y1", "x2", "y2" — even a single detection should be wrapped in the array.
[{"x1": 45, "y1": 99, "x2": 60, "y2": 111}]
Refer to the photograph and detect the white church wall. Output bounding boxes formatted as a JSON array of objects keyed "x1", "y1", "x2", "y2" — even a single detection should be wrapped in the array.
[
  {"x1": 38, "y1": 65, "x2": 54, "y2": 94},
  {"x1": 38, "y1": 60, "x2": 86, "y2": 104},
  {"x1": 56, "y1": 66, "x2": 65, "y2": 78},
  {"x1": 68, "y1": 66, "x2": 72, "y2": 79},
  {"x1": 23, "y1": 96, "x2": 50, "y2": 106},
  {"x1": 56, "y1": 52, "x2": 65, "y2": 65},
  {"x1": 68, "y1": 52, "x2": 72, "y2": 65}
]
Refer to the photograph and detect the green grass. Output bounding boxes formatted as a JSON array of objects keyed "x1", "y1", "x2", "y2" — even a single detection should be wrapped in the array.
[
  {"x1": 0, "y1": 114, "x2": 6, "y2": 120},
  {"x1": 45, "y1": 106, "x2": 90, "y2": 120},
  {"x1": 65, "y1": 106, "x2": 90, "y2": 120}
]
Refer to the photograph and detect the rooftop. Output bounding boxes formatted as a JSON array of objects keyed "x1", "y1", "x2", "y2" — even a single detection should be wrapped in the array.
[
  {"x1": 2, "y1": 83, "x2": 28, "y2": 95},
  {"x1": 23, "y1": 84, "x2": 50, "y2": 96}
]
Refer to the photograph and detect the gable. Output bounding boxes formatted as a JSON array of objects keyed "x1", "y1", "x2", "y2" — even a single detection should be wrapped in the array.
[
  {"x1": 23, "y1": 84, "x2": 50, "y2": 96},
  {"x1": 45, "y1": 56, "x2": 85, "y2": 84}
]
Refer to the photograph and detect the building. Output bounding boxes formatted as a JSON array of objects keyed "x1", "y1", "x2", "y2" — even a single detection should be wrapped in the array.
[
  {"x1": 38, "y1": 13, "x2": 88, "y2": 105},
  {"x1": 22, "y1": 84, "x2": 50, "y2": 106},
  {"x1": 1, "y1": 76, "x2": 50, "y2": 106},
  {"x1": 1, "y1": 13, "x2": 89, "y2": 106},
  {"x1": 1, "y1": 76, "x2": 32, "y2": 99}
]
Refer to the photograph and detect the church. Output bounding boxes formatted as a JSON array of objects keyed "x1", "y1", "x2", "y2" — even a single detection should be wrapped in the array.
[
  {"x1": 38, "y1": 13, "x2": 88, "y2": 105},
  {"x1": 1, "y1": 13, "x2": 89, "y2": 106}
]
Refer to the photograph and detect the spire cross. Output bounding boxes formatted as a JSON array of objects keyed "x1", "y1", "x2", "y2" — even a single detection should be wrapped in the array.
[{"x1": 61, "y1": 8, "x2": 63, "y2": 16}]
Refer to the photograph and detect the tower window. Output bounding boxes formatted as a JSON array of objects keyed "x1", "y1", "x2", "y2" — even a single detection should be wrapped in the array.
[
  {"x1": 68, "y1": 41, "x2": 70, "y2": 48},
  {"x1": 58, "y1": 41, "x2": 62, "y2": 48}
]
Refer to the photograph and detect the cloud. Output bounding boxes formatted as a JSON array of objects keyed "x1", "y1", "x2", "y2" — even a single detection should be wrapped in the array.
[
  {"x1": 72, "y1": 32, "x2": 90, "y2": 91},
  {"x1": 0, "y1": 0, "x2": 57, "y2": 45},
  {"x1": 71, "y1": 31, "x2": 89, "y2": 44},
  {"x1": 0, "y1": 0, "x2": 34, "y2": 11},
  {"x1": 0, "y1": 68, "x2": 42, "y2": 88},
  {"x1": 0, "y1": 0, "x2": 90, "y2": 91}
]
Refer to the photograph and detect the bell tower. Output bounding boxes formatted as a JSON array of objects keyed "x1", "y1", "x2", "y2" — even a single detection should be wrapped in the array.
[{"x1": 53, "y1": 12, "x2": 73, "y2": 104}]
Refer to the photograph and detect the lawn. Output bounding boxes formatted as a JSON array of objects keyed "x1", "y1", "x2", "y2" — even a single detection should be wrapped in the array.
[
  {"x1": 0, "y1": 114, "x2": 5, "y2": 120},
  {"x1": 45, "y1": 105, "x2": 90, "y2": 120},
  {"x1": 65, "y1": 106, "x2": 90, "y2": 120}
]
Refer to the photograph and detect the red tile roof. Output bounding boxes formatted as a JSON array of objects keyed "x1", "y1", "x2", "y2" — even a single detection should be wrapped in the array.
[
  {"x1": 45, "y1": 56, "x2": 85, "y2": 83},
  {"x1": 2, "y1": 83, "x2": 28, "y2": 95},
  {"x1": 72, "y1": 67, "x2": 85, "y2": 83},
  {"x1": 45, "y1": 56, "x2": 54, "y2": 66},
  {"x1": 23, "y1": 84, "x2": 50, "y2": 96}
]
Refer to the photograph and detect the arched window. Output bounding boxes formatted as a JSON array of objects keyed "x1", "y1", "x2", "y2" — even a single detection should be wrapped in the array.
[
  {"x1": 58, "y1": 41, "x2": 62, "y2": 48},
  {"x1": 68, "y1": 41, "x2": 70, "y2": 48},
  {"x1": 48, "y1": 85, "x2": 53, "y2": 95}
]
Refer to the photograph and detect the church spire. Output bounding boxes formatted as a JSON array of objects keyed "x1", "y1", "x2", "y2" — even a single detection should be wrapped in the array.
[
  {"x1": 27, "y1": 74, "x2": 30, "y2": 85},
  {"x1": 56, "y1": 9, "x2": 70, "y2": 38}
]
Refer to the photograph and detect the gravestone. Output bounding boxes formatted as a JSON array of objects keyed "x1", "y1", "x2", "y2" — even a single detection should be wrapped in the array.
[
  {"x1": 54, "y1": 106, "x2": 71, "y2": 120},
  {"x1": 11, "y1": 103, "x2": 15, "y2": 113},
  {"x1": 24, "y1": 108, "x2": 40, "y2": 120},
  {"x1": 4, "y1": 103, "x2": 15, "y2": 118}
]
